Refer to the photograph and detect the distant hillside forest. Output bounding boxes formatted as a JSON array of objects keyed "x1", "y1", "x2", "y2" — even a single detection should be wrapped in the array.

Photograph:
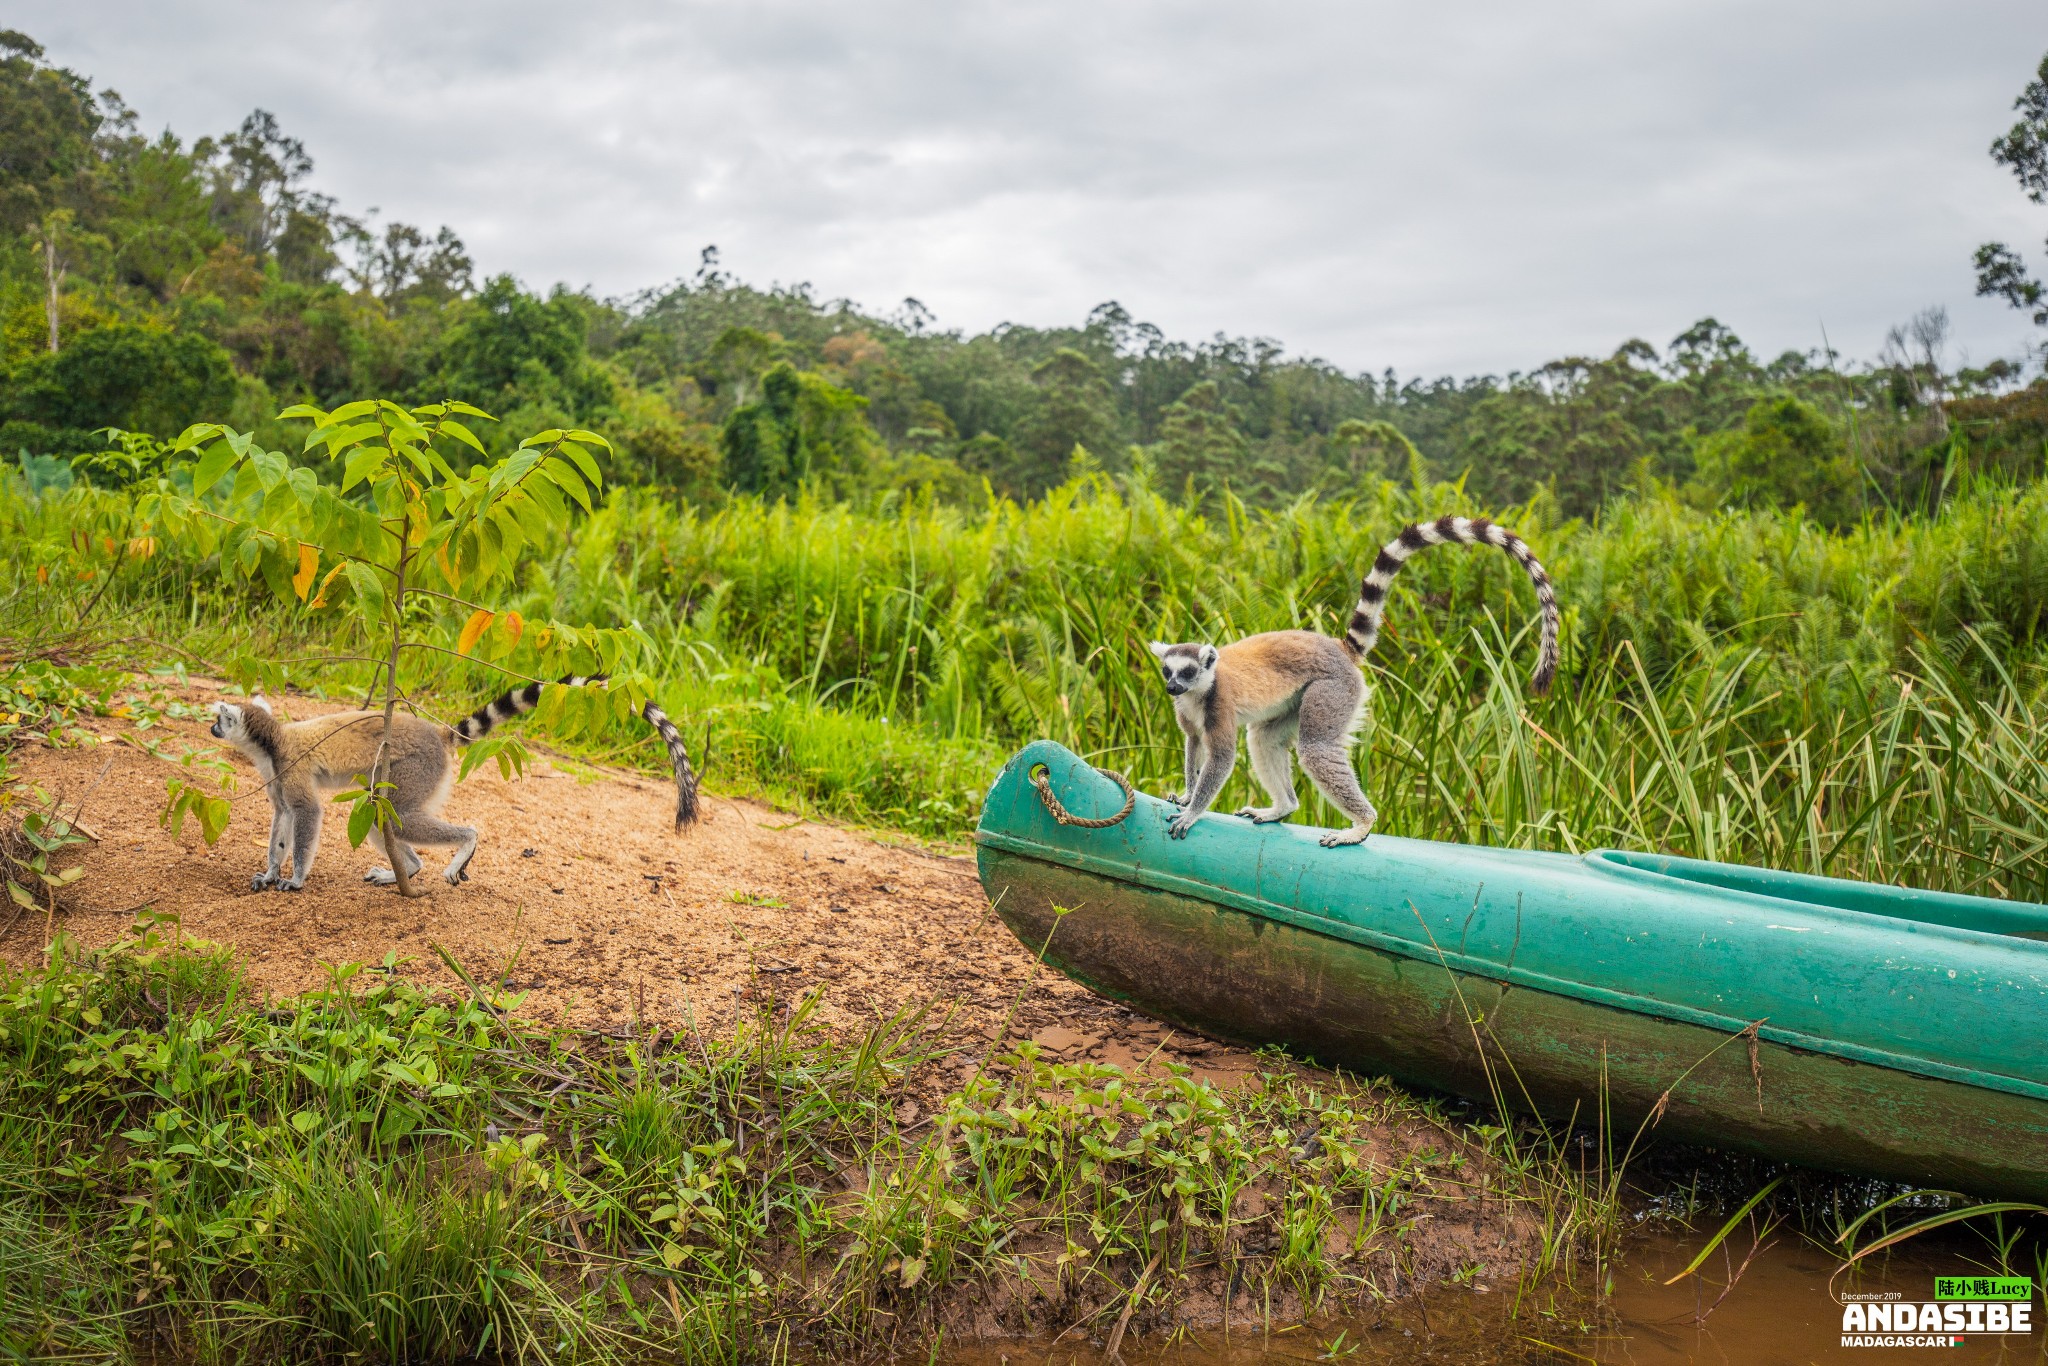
[{"x1": 6, "y1": 29, "x2": 2048, "y2": 523}]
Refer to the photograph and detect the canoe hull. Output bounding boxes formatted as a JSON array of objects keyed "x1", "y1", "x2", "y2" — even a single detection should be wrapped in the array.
[{"x1": 981, "y1": 846, "x2": 2048, "y2": 1201}]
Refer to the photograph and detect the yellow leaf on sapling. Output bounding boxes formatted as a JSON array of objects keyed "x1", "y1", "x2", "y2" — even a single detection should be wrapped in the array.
[
  {"x1": 457, "y1": 609, "x2": 495, "y2": 656},
  {"x1": 291, "y1": 543, "x2": 318, "y2": 600}
]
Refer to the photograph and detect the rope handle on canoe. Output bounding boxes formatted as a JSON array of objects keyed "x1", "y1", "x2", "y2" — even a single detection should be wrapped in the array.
[{"x1": 1029, "y1": 762, "x2": 1136, "y2": 829}]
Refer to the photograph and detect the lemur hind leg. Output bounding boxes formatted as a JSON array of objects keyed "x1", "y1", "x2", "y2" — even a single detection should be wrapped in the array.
[
  {"x1": 1294, "y1": 677, "x2": 1376, "y2": 846},
  {"x1": 389, "y1": 813, "x2": 479, "y2": 886},
  {"x1": 1235, "y1": 714, "x2": 1301, "y2": 823}
]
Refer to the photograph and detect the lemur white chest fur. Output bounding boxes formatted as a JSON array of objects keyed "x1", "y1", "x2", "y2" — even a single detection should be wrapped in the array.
[{"x1": 1149, "y1": 515, "x2": 1559, "y2": 847}]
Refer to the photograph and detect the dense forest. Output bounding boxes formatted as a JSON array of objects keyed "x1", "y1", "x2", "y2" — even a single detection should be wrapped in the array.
[{"x1": 5, "y1": 29, "x2": 2046, "y2": 524}]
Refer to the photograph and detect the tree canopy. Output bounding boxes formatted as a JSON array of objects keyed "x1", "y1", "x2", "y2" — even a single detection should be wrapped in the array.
[{"x1": 3, "y1": 32, "x2": 2042, "y2": 525}]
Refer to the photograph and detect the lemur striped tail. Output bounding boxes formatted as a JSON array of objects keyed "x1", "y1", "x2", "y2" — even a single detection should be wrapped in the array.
[
  {"x1": 1342, "y1": 515, "x2": 1560, "y2": 695},
  {"x1": 455, "y1": 675, "x2": 700, "y2": 831}
]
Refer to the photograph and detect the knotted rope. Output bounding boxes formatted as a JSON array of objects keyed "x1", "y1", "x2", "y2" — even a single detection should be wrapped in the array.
[{"x1": 1028, "y1": 762, "x2": 1136, "y2": 828}]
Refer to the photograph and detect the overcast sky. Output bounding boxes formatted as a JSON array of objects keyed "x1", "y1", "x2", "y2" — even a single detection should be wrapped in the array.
[{"x1": 24, "y1": 1, "x2": 2048, "y2": 377}]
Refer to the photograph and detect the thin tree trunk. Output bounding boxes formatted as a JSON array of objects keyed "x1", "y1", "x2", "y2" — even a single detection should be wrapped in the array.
[
  {"x1": 373, "y1": 539, "x2": 422, "y2": 897},
  {"x1": 39, "y1": 228, "x2": 61, "y2": 353}
]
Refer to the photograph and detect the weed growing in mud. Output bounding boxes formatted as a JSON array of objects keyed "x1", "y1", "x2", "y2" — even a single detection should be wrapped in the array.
[{"x1": 0, "y1": 922, "x2": 1600, "y2": 1363}]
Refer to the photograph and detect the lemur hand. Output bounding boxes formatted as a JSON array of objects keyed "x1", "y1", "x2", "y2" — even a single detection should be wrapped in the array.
[
  {"x1": 1163, "y1": 790, "x2": 1187, "y2": 806},
  {"x1": 1167, "y1": 810, "x2": 1200, "y2": 839},
  {"x1": 250, "y1": 871, "x2": 278, "y2": 891}
]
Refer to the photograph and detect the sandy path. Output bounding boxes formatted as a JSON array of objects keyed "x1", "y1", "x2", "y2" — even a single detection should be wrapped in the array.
[{"x1": 2, "y1": 681, "x2": 1253, "y2": 1081}]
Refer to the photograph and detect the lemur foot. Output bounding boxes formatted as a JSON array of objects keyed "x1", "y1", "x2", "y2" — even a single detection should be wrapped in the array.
[
  {"x1": 1318, "y1": 827, "x2": 1372, "y2": 847},
  {"x1": 364, "y1": 868, "x2": 398, "y2": 886},
  {"x1": 1167, "y1": 813, "x2": 1200, "y2": 839},
  {"x1": 1164, "y1": 791, "x2": 1187, "y2": 806},
  {"x1": 1234, "y1": 805, "x2": 1295, "y2": 824},
  {"x1": 250, "y1": 872, "x2": 278, "y2": 891}
]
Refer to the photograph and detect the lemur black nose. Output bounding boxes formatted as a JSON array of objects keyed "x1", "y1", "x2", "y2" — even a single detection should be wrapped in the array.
[{"x1": 1165, "y1": 683, "x2": 1186, "y2": 696}]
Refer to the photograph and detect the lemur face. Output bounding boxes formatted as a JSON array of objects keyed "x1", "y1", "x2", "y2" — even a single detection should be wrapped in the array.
[
  {"x1": 210, "y1": 702, "x2": 247, "y2": 741},
  {"x1": 1148, "y1": 642, "x2": 1218, "y2": 697}
]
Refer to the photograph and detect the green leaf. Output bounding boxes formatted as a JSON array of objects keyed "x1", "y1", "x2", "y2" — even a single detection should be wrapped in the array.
[
  {"x1": 439, "y1": 419, "x2": 488, "y2": 457},
  {"x1": 524, "y1": 466, "x2": 569, "y2": 523},
  {"x1": 277, "y1": 403, "x2": 328, "y2": 422},
  {"x1": 191, "y1": 440, "x2": 241, "y2": 495},
  {"x1": 342, "y1": 444, "x2": 386, "y2": 492},
  {"x1": 558, "y1": 439, "x2": 604, "y2": 488},
  {"x1": 198, "y1": 797, "x2": 230, "y2": 845},
  {"x1": 343, "y1": 562, "x2": 387, "y2": 619},
  {"x1": 446, "y1": 400, "x2": 497, "y2": 421},
  {"x1": 518, "y1": 429, "x2": 566, "y2": 450},
  {"x1": 314, "y1": 421, "x2": 383, "y2": 455},
  {"x1": 1663, "y1": 1176, "x2": 1783, "y2": 1284},
  {"x1": 250, "y1": 449, "x2": 290, "y2": 491},
  {"x1": 488, "y1": 508, "x2": 527, "y2": 566},
  {"x1": 544, "y1": 457, "x2": 594, "y2": 513},
  {"x1": 564, "y1": 428, "x2": 614, "y2": 454},
  {"x1": 171, "y1": 422, "x2": 226, "y2": 453},
  {"x1": 326, "y1": 399, "x2": 378, "y2": 425},
  {"x1": 347, "y1": 795, "x2": 376, "y2": 849}
]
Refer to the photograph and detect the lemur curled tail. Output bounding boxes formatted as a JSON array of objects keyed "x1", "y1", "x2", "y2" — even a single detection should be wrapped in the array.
[
  {"x1": 211, "y1": 675, "x2": 698, "y2": 893},
  {"x1": 1344, "y1": 515, "x2": 1559, "y2": 695},
  {"x1": 457, "y1": 675, "x2": 700, "y2": 832},
  {"x1": 1148, "y1": 515, "x2": 1559, "y2": 847}
]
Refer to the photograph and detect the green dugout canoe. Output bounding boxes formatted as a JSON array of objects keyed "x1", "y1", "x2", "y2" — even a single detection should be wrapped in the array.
[{"x1": 975, "y1": 741, "x2": 2048, "y2": 1200}]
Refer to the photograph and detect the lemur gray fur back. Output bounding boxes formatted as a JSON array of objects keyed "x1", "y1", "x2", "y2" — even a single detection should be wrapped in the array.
[
  {"x1": 1343, "y1": 514, "x2": 1560, "y2": 694},
  {"x1": 458, "y1": 674, "x2": 699, "y2": 831}
]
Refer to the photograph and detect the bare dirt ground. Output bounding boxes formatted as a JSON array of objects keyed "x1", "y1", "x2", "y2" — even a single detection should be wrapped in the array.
[{"x1": 1, "y1": 680, "x2": 1255, "y2": 1083}]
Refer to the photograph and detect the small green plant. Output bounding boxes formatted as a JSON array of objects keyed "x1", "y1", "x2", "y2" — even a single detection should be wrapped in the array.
[{"x1": 2, "y1": 805, "x2": 85, "y2": 919}]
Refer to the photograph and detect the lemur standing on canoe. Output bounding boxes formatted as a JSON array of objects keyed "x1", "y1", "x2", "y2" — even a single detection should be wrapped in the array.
[
  {"x1": 1149, "y1": 515, "x2": 1559, "y2": 845},
  {"x1": 210, "y1": 676, "x2": 697, "y2": 891}
]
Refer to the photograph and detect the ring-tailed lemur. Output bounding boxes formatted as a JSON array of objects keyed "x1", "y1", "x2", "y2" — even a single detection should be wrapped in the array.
[
  {"x1": 1149, "y1": 515, "x2": 1558, "y2": 846},
  {"x1": 210, "y1": 675, "x2": 698, "y2": 891}
]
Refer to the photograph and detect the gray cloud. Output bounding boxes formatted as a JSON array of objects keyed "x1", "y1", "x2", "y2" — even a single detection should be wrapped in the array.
[{"x1": 28, "y1": 0, "x2": 2048, "y2": 374}]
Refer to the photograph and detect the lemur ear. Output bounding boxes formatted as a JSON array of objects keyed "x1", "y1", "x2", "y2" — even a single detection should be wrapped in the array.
[
  {"x1": 1147, "y1": 641, "x2": 1172, "y2": 660},
  {"x1": 1200, "y1": 646, "x2": 1218, "y2": 668},
  {"x1": 248, "y1": 694, "x2": 274, "y2": 714}
]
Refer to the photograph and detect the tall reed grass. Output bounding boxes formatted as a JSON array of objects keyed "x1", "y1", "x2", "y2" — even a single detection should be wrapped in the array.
[
  {"x1": 5, "y1": 467, "x2": 2046, "y2": 897},
  {"x1": 545, "y1": 475, "x2": 2048, "y2": 899}
]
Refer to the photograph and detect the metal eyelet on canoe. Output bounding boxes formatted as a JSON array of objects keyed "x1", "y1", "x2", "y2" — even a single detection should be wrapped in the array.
[{"x1": 1029, "y1": 762, "x2": 1135, "y2": 828}]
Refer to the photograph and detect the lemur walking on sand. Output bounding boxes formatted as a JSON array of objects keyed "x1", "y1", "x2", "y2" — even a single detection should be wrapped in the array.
[
  {"x1": 210, "y1": 676, "x2": 697, "y2": 891},
  {"x1": 1149, "y1": 515, "x2": 1559, "y2": 846}
]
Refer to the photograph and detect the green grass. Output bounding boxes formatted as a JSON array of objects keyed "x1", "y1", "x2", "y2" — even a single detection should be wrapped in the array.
[
  {"x1": 0, "y1": 920, "x2": 1609, "y2": 1364},
  {"x1": 7, "y1": 465, "x2": 2046, "y2": 894}
]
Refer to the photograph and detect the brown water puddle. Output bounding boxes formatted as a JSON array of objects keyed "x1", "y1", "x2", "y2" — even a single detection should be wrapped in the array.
[{"x1": 945, "y1": 1226, "x2": 2046, "y2": 1365}]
